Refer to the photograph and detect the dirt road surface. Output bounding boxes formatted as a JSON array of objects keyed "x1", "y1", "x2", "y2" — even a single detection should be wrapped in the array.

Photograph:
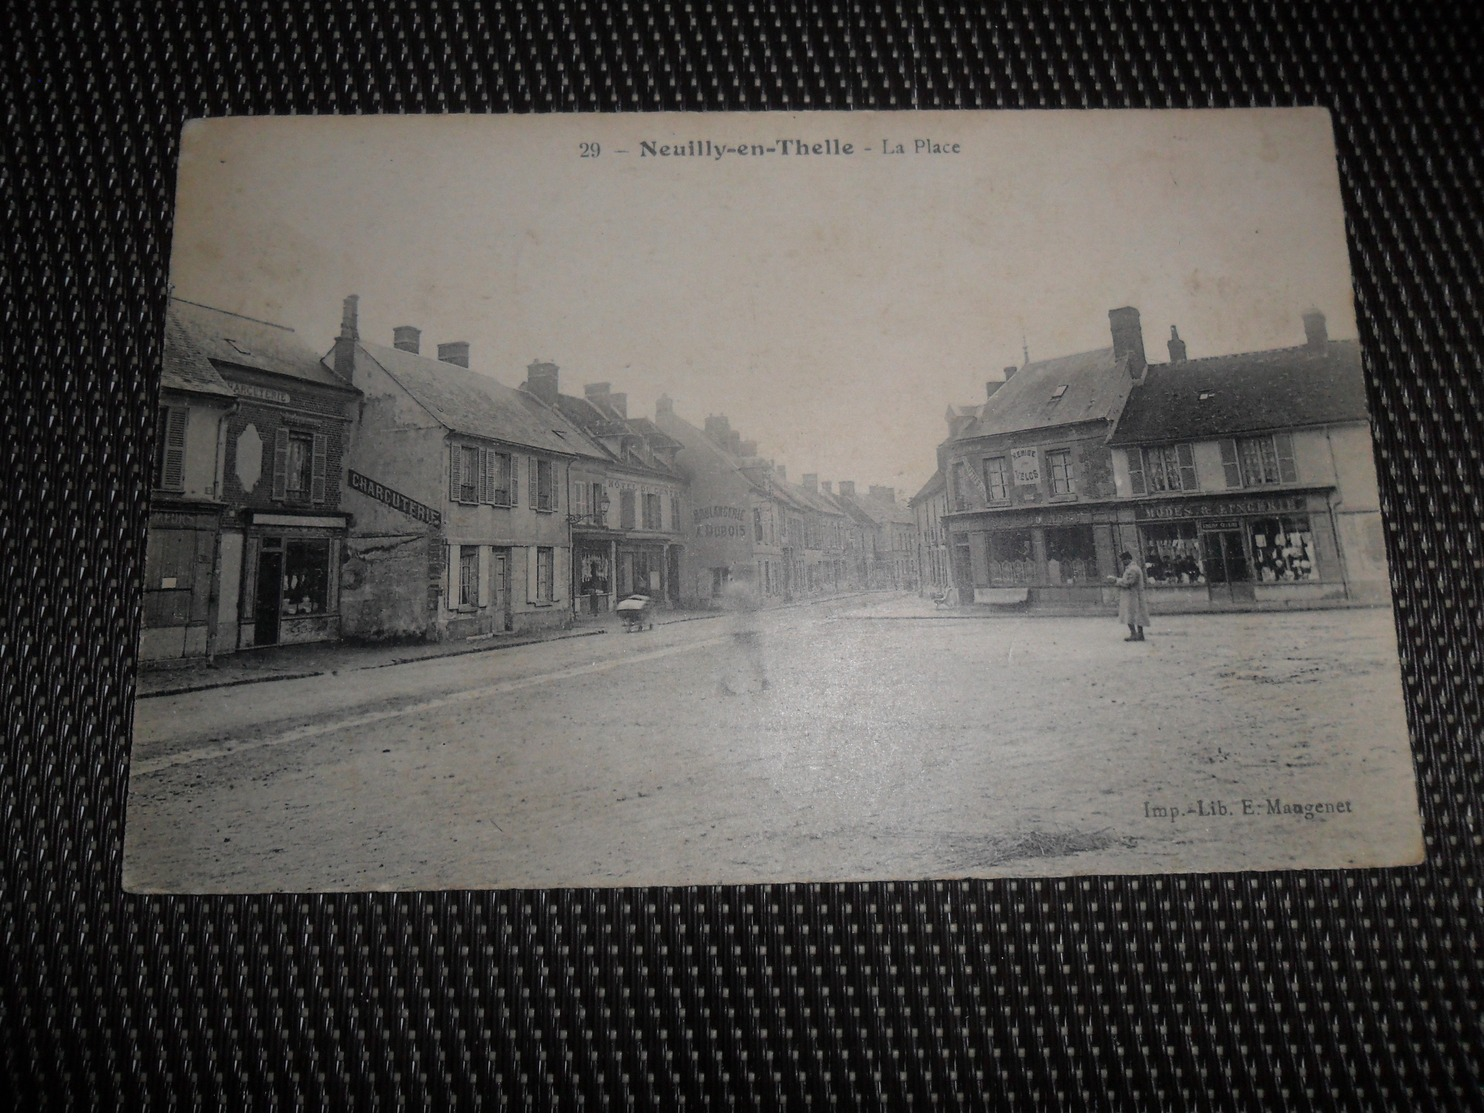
[{"x1": 124, "y1": 599, "x2": 1423, "y2": 892}]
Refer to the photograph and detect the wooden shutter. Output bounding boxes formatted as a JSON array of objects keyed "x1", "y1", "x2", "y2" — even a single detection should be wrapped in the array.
[
  {"x1": 477, "y1": 448, "x2": 491, "y2": 504},
  {"x1": 1127, "y1": 449, "x2": 1146, "y2": 495},
  {"x1": 477, "y1": 545, "x2": 490, "y2": 607},
  {"x1": 523, "y1": 545, "x2": 537, "y2": 603},
  {"x1": 160, "y1": 407, "x2": 188, "y2": 490},
  {"x1": 310, "y1": 432, "x2": 328, "y2": 504},
  {"x1": 508, "y1": 454, "x2": 519, "y2": 507},
  {"x1": 1176, "y1": 443, "x2": 1197, "y2": 492},
  {"x1": 527, "y1": 458, "x2": 537, "y2": 509},
  {"x1": 272, "y1": 428, "x2": 289, "y2": 500},
  {"x1": 1274, "y1": 432, "x2": 1298, "y2": 483},
  {"x1": 1219, "y1": 439, "x2": 1242, "y2": 488},
  {"x1": 447, "y1": 543, "x2": 461, "y2": 606},
  {"x1": 449, "y1": 444, "x2": 462, "y2": 502}
]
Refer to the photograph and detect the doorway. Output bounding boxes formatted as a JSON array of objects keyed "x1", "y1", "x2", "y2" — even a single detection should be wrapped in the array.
[
  {"x1": 254, "y1": 541, "x2": 282, "y2": 645},
  {"x1": 1202, "y1": 528, "x2": 1255, "y2": 603},
  {"x1": 492, "y1": 548, "x2": 512, "y2": 632}
]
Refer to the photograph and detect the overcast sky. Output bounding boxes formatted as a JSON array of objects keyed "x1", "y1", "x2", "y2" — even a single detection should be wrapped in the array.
[{"x1": 169, "y1": 109, "x2": 1358, "y2": 496}]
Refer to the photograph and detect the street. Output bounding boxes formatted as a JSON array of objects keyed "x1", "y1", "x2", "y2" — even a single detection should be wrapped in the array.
[{"x1": 123, "y1": 599, "x2": 1423, "y2": 892}]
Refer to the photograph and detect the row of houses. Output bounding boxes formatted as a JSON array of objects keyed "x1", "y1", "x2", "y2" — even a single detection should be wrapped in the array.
[
  {"x1": 142, "y1": 296, "x2": 915, "y2": 661},
  {"x1": 909, "y1": 306, "x2": 1391, "y2": 611}
]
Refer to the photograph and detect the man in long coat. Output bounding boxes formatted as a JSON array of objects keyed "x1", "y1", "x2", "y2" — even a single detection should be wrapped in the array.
[{"x1": 1109, "y1": 550, "x2": 1150, "y2": 642}]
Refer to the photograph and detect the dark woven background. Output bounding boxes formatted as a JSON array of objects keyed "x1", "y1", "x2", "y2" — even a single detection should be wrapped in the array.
[{"x1": 4, "y1": 1, "x2": 1481, "y2": 1108}]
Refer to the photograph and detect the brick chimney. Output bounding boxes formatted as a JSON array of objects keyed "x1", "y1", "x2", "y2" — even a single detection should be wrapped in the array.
[
  {"x1": 656, "y1": 394, "x2": 674, "y2": 418},
  {"x1": 438, "y1": 341, "x2": 470, "y2": 367},
  {"x1": 1303, "y1": 309, "x2": 1328, "y2": 352},
  {"x1": 726, "y1": 431, "x2": 743, "y2": 456},
  {"x1": 704, "y1": 415, "x2": 731, "y2": 442},
  {"x1": 1108, "y1": 307, "x2": 1146, "y2": 375},
  {"x1": 527, "y1": 360, "x2": 560, "y2": 406},
  {"x1": 821, "y1": 481, "x2": 834, "y2": 495},
  {"x1": 870, "y1": 485, "x2": 895, "y2": 503},
  {"x1": 333, "y1": 294, "x2": 358, "y2": 382},
  {"x1": 739, "y1": 439, "x2": 758, "y2": 458},
  {"x1": 838, "y1": 480, "x2": 856, "y2": 499},
  {"x1": 393, "y1": 325, "x2": 421, "y2": 354},
  {"x1": 606, "y1": 392, "x2": 627, "y2": 419},
  {"x1": 1167, "y1": 325, "x2": 1187, "y2": 363},
  {"x1": 803, "y1": 473, "x2": 818, "y2": 493}
]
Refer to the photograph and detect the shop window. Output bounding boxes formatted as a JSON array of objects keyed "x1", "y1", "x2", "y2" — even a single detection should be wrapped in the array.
[
  {"x1": 1250, "y1": 516, "x2": 1317, "y2": 581},
  {"x1": 282, "y1": 538, "x2": 331, "y2": 615},
  {"x1": 1221, "y1": 433, "x2": 1297, "y2": 488},
  {"x1": 643, "y1": 492, "x2": 662, "y2": 529},
  {"x1": 1044, "y1": 524, "x2": 1097, "y2": 584},
  {"x1": 536, "y1": 547, "x2": 555, "y2": 600},
  {"x1": 620, "y1": 489, "x2": 637, "y2": 530},
  {"x1": 988, "y1": 530, "x2": 1034, "y2": 585},
  {"x1": 1139, "y1": 523, "x2": 1206, "y2": 584},
  {"x1": 1047, "y1": 449, "x2": 1075, "y2": 497},
  {"x1": 458, "y1": 545, "x2": 479, "y2": 607},
  {"x1": 154, "y1": 406, "x2": 188, "y2": 491},
  {"x1": 1130, "y1": 444, "x2": 1197, "y2": 495},
  {"x1": 275, "y1": 429, "x2": 327, "y2": 504},
  {"x1": 983, "y1": 456, "x2": 1009, "y2": 502}
]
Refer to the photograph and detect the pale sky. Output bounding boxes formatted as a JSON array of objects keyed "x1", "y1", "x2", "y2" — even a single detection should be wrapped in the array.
[{"x1": 169, "y1": 109, "x2": 1359, "y2": 496}]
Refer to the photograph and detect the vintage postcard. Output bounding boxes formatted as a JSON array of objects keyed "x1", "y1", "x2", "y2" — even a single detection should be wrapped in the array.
[{"x1": 124, "y1": 109, "x2": 1423, "y2": 892}]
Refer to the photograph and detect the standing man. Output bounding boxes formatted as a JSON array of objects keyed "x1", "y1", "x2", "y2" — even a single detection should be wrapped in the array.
[
  {"x1": 1108, "y1": 550, "x2": 1149, "y2": 642},
  {"x1": 718, "y1": 565, "x2": 770, "y2": 695}
]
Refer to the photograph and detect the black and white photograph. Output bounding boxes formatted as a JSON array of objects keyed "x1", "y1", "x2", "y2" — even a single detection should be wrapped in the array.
[{"x1": 124, "y1": 109, "x2": 1423, "y2": 892}]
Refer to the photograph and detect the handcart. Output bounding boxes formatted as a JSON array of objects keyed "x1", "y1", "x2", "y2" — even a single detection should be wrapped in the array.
[{"x1": 615, "y1": 594, "x2": 654, "y2": 632}]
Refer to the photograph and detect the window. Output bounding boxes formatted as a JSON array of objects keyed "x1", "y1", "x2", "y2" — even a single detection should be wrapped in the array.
[
  {"x1": 1130, "y1": 444, "x2": 1197, "y2": 495},
  {"x1": 1047, "y1": 449, "x2": 1075, "y2": 497},
  {"x1": 643, "y1": 492, "x2": 661, "y2": 530},
  {"x1": 593, "y1": 483, "x2": 607, "y2": 522},
  {"x1": 988, "y1": 530, "x2": 1034, "y2": 585},
  {"x1": 671, "y1": 495, "x2": 681, "y2": 532},
  {"x1": 1250, "y1": 516, "x2": 1317, "y2": 582},
  {"x1": 536, "y1": 547, "x2": 555, "y2": 601},
  {"x1": 754, "y1": 507, "x2": 764, "y2": 543},
  {"x1": 458, "y1": 545, "x2": 479, "y2": 607},
  {"x1": 1139, "y1": 523, "x2": 1206, "y2": 585},
  {"x1": 489, "y1": 452, "x2": 515, "y2": 505},
  {"x1": 449, "y1": 445, "x2": 517, "y2": 506},
  {"x1": 154, "y1": 406, "x2": 188, "y2": 491},
  {"x1": 274, "y1": 429, "x2": 326, "y2": 504},
  {"x1": 531, "y1": 458, "x2": 556, "y2": 511},
  {"x1": 282, "y1": 538, "x2": 331, "y2": 615},
  {"x1": 620, "y1": 489, "x2": 636, "y2": 530},
  {"x1": 982, "y1": 456, "x2": 1008, "y2": 502},
  {"x1": 1221, "y1": 433, "x2": 1297, "y2": 488}
]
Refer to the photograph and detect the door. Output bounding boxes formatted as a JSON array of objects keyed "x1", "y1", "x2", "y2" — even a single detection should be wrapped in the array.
[
  {"x1": 492, "y1": 549, "x2": 512, "y2": 632},
  {"x1": 1202, "y1": 529, "x2": 1255, "y2": 603},
  {"x1": 254, "y1": 545, "x2": 282, "y2": 645}
]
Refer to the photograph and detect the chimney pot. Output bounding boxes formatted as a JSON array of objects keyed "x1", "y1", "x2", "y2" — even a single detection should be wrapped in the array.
[
  {"x1": 334, "y1": 295, "x2": 359, "y2": 382},
  {"x1": 1302, "y1": 309, "x2": 1328, "y2": 351},
  {"x1": 1167, "y1": 325, "x2": 1188, "y2": 364},
  {"x1": 839, "y1": 480, "x2": 856, "y2": 499},
  {"x1": 438, "y1": 341, "x2": 470, "y2": 367},
  {"x1": 1109, "y1": 306, "x2": 1146, "y2": 376},
  {"x1": 392, "y1": 325, "x2": 421, "y2": 354},
  {"x1": 526, "y1": 360, "x2": 560, "y2": 405}
]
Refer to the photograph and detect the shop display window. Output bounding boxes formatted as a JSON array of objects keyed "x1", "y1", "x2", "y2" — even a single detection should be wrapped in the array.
[
  {"x1": 1249, "y1": 516, "x2": 1317, "y2": 581},
  {"x1": 1140, "y1": 523, "x2": 1206, "y2": 584},
  {"x1": 987, "y1": 530, "x2": 1034, "y2": 584},
  {"x1": 1044, "y1": 524, "x2": 1097, "y2": 583},
  {"x1": 282, "y1": 538, "x2": 331, "y2": 615}
]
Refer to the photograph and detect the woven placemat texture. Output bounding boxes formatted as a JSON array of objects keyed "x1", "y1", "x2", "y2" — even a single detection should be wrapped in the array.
[{"x1": 4, "y1": 1, "x2": 1481, "y2": 1108}]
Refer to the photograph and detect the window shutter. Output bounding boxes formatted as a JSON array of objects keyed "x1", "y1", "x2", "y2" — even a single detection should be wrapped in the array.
[
  {"x1": 449, "y1": 445, "x2": 462, "y2": 502},
  {"x1": 1127, "y1": 449, "x2": 1146, "y2": 495},
  {"x1": 508, "y1": 454, "x2": 519, "y2": 507},
  {"x1": 447, "y1": 543, "x2": 461, "y2": 606},
  {"x1": 1274, "y1": 432, "x2": 1297, "y2": 483},
  {"x1": 310, "y1": 432, "x2": 328, "y2": 504},
  {"x1": 1176, "y1": 443, "x2": 1197, "y2": 492},
  {"x1": 474, "y1": 448, "x2": 487, "y2": 504},
  {"x1": 525, "y1": 545, "x2": 538, "y2": 603},
  {"x1": 1219, "y1": 439, "x2": 1242, "y2": 488},
  {"x1": 272, "y1": 428, "x2": 289, "y2": 500},
  {"x1": 161, "y1": 407, "x2": 188, "y2": 490},
  {"x1": 478, "y1": 546, "x2": 490, "y2": 607},
  {"x1": 529, "y1": 458, "x2": 539, "y2": 509}
]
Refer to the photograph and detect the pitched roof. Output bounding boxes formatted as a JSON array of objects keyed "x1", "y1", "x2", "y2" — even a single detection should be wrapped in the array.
[
  {"x1": 1108, "y1": 340, "x2": 1368, "y2": 446},
  {"x1": 170, "y1": 298, "x2": 354, "y2": 391},
  {"x1": 541, "y1": 393, "x2": 684, "y2": 477},
  {"x1": 160, "y1": 307, "x2": 236, "y2": 399},
  {"x1": 362, "y1": 341, "x2": 601, "y2": 457},
  {"x1": 909, "y1": 470, "x2": 945, "y2": 505},
  {"x1": 956, "y1": 347, "x2": 1136, "y2": 440},
  {"x1": 653, "y1": 408, "x2": 772, "y2": 499}
]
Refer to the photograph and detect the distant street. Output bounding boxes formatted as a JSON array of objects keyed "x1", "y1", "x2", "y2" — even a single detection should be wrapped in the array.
[{"x1": 124, "y1": 599, "x2": 1422, "y2": 892}]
